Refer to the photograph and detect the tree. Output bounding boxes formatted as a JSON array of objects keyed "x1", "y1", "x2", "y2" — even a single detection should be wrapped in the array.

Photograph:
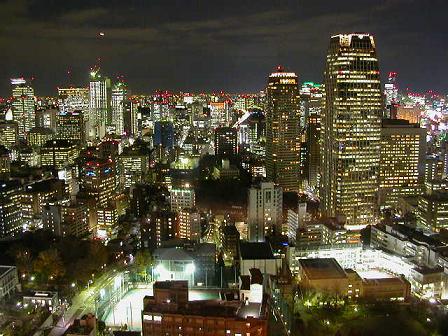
[
  {"x1": 33, "y1": 249, "x2": 65, "y2": 283},
  {"x1": 133, "y1": 249, "x2": 153, "y2": 282},
  {"x1": 10, "y1": 246, "x2": 33, "y2": 276}
]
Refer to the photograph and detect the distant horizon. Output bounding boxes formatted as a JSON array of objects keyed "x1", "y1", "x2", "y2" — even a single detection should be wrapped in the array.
[{"x1": 1, "y1": 1, "x2": 447, "y2": 97}]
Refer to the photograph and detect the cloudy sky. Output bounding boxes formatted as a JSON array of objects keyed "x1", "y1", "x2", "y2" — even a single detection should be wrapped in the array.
[{"x1": 0, "y1": 0, "x2": 446, "y2": 96}]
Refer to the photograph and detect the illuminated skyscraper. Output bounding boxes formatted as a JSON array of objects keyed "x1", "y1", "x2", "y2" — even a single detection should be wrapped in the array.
[
  {"x1": 379, "y1": 119, "x2": 426, "y2": 209},
  {"x1": 265, "y1": 66, "x2": 301, "y2": 192},
  {"x1": 214, "y1": 126, "x2": 237, "y2": 157},
  {"x1": 321, "y1": 34, "x2": 382, "y2": 229},
  {"x1": 384, "y1": 72, "x2": 399, "y2": 118},
  {"x1": 11, "y1": 78, "x2": 35, "y2": 139},
  {"x1": 56, "y1": 111, "x2": 85, "y2": 144},
  {"x1": 88, "y1": 68, "x2": 111, "y2": 140},
  {"x1": 301, "y1": 82, "x2": 324, "y2": 191},
  {"x1": 111, "y1": 81, "x2": 127, "y2": 135},
  {"x1": 57, "y1": 87, "x2": 89, "y2": 113}
]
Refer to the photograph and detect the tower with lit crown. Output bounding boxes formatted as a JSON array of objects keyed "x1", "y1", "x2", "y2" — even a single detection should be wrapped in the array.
[
  {"x1": 88, "y1": 68, "x2": 111, "y2": 140},
  {"x1": 10, "y1": 78, "x2": 35, "y2": 139},
  {"x1": 321, "y1": 33, "x2": 382, "y2": 228},
  {"x1": 265, "y1": 66, "x2": 301, "y2": 193},
  {"x1": 111, "y1": 81, "x2": 127, "y2": 135}
]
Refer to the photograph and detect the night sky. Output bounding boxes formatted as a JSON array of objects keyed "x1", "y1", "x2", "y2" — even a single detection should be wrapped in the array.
[{"x1": 0, "y1": 0, "x2": 446, "y2": 96}]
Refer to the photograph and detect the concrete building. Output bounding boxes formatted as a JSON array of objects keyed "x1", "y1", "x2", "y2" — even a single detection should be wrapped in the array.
[
  {"x1": 247, "y1": 182, "x2": 282, "y2": 242},
  {"x1": 214, "y1": 127, "x2": 237, "y2": 157},
  {"x1": 298, "y1": 258, "x2": 410, "y2": 301},
  {"x1": 170, "y1": 186, "x2": 195, "y2": 213},
  {"x1": 141, "y1": 280, "x2": 268, "y2": 336},
  {"x1": 40, "y1": 139, "x2": 79, "y2": 169},
  {"x1": 321, "y1": 34, "x2": 382, "y2": 229},
  {"x1": 0, "y1": 266, "x2": 19, "y2": 300},
  {"x1": 239, "y1": 242, "x2": 281, "y2": 276},
  {"x1": 265, "y1": 66, "x2": 301, "y2": 193},
  {"x1": 379, "y1": 119, "x2": 426, "y2": 209}
]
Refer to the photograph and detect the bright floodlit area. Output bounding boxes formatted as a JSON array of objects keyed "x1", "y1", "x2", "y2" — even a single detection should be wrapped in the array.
[
  {"x1": 357, "y1": 269, "x2": 395, "y2": 279},
  {"x1": 104, "y1": 285, "x2": 220, "y2": 331}
]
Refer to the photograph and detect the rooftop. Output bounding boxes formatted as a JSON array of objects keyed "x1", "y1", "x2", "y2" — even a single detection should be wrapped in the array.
[
  {"x1": 240, "y1": 242, "x2": 275, "y2": 260},
  {"x1": 299, "y1": 258, "x2": 347, "y2": 280}
]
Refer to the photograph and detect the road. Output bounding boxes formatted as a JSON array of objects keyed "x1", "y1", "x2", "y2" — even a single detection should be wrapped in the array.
[{"x1": 33, "y1": 268, "x2": 121, "y2": 336}]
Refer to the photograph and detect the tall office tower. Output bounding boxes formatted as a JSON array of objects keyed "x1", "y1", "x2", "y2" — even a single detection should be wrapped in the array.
[
  {"x1": 214, "y1": 126, "x2": 237, "y2": 157},
  {"x1": 10, "y1": 78, "x2": 35, "y2": 139},
  {"x1": 170, "y1": 186, "x2": 195, "y2": 213},
  {"x1": 178, "y1": 208, "x2": 201, "y2": 241},
  {"x1": 80, "y1": 158, "x2": 116, "y2": 208},
  {"x1": 235, "y1": 110, "x2": 266, "y2": 155},
  {"x1": 111, "y1": 81, "x2": 127, "y2": 135},
  {"x1": 384, "y1": 72, "x2": 399, "y2": 118},
  {"x1": 35, "y1": 108, "x2": 58, "y2": 130},
  {"x1": 321, "y1": 34, "x2": 383, "y2": 229},
  {"x1": 21, "y1": 179, "x2": 64, "y2": 229},
  {"x1": 265, "y1": 66, "x2": 301, "y2": 193},
  {"x1": 61, "y1": 202, "x2": 89, "y2": 237},
  {"x1": 247, "y1": 181, "x2": 282, "y2": 242},
  {"x1": 209, "y1": 101, "x2": 229, "y2": 128},
  {"x1": 57, "y1": 87, "x2": 89, "y2": 113},
  {"x1": 124, "y1": 99, "x2": 140, "y2": 137},
  {"x1": 143, "y1": 210, "x2": 178, "y2": 251},
  {"x1": 27, "y1": 127, "x2": 54, "y2": 148},
  {"x1": 0, "y1": 121, "x2": 19, "y2": 149},
  {"x1": 153, "y1": 121, "x2": 174, "y2": 161},
  {"x1": 56, "y1": 111, "x2": 85, "y2": 144},
  {"x1": 88, "y1": 68, "x2": 111, "y2": 140},
  {"x1": 424, "y1": 156, "x2": 444, "y2": 184},
  {"x1": 118, "y1": 145, "x2": 150, "y2": 190},
  {"x1": 0, "y1": 180, "x2": 23, "y2": 238},
  {"x1": 379, "y1": 119, "x2": 426, "y2": 209},
  {"x1": 40, "y1": 139, "x2": 79, "y2": 169},
  {"x1": 301, "y1": 82, "x2": 324, "y2": 191},
  {"x1": 0, "y1": 146, "x2": 11, "y2": 176},
  {"x1": 79, "y1": 157, "x2": 116, "y2": 234}
]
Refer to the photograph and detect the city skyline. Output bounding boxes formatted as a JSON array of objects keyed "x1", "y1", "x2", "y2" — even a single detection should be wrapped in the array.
[{"x1": 0, "y1": 0, "x2": 447, "y2": 96}]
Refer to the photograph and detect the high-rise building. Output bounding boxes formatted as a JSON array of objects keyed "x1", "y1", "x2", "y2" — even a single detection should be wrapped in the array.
[
  {"x1": 57, "y1": 87, "x2": 89, "y2": 113},
  {"x1": 80, "y1": 158, "x2": 116, "y2": 208},
  {"x1": 0, "y1": 121, "x2": 19, "y2": 149},
  {"x1": 0, "y1": 180, "x2": 23, "y2": 238},
  {"x1": 153, "y1": 121, "x2": 174, "y2": 161},
  {"x1": 27, "y1": 127, "x2": 54, "y2": 148},
  {"x1": 88, "y1": 69, "x2": 111, "y2": 140},
  {"x1": 209, "y1": 101, "x2": 230, "y2": 128},
  {"x1": 424, "y1": 156, "x2": 444, "y2": 184},
  {"x1": 265, "y1": 66, "x2": 301, "y2": 193},
  {"x1": 178, "y1": 208, "x2": 201, "y2": 241},
  {"x1": 11, "y1": 78, "x2": 35, "y2": 139},
  {"x1": 40, "y1": 139, "x2": 79, "y2": 169},
  {"x1": 56, "y1": 111, "x2": 85, "y2": 144},
  {"x1": 118, "y1": 145, "x2": 150, "y2": 190},
  {"x1": 214, "y1": 126, "x2": 237, "y2": 157},
  {"x1": 170, "y1": 186, "x2": 195, "y2": 213},
  {"x1": 35, "y1": 108, "x2": 58, "y2": 131},
  {"x1": 301, "y1": 82, "x2": 324, "y2": 191},
  {"x1": 379, "y1": 119, "x2": 426, "y2": 209},
  {"x1": 384, "y1": 72, "x2": 399, "y2": 118},
  {"x1": 142, "y1": 210, "x2": 178, "y2": 251},
  {"x1": 321, "y1": 33, "x2": 383, "y2": 229},
  {"x1": 111, "y1": 81, "x2": 127, "y2": 135},
  {"x1": 247, "y1": 182, "x2": 282, "y2": 242}
]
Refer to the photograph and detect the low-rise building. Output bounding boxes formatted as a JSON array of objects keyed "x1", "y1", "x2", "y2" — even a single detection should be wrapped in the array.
[{"x1": 141, "y1": 280, "x2": 268, "y2": 336}]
